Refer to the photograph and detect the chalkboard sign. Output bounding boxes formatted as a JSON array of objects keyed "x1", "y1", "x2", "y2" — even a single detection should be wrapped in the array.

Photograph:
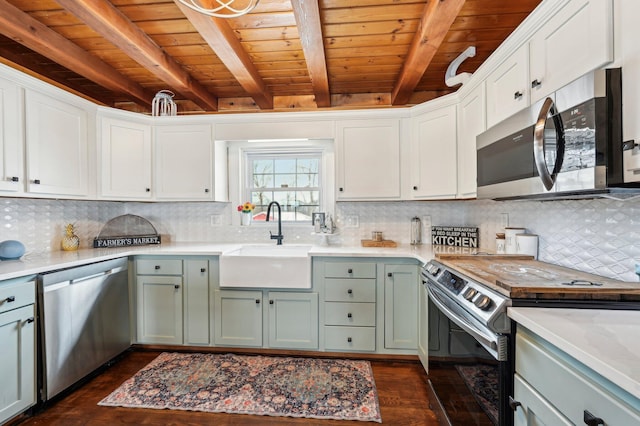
[{"x1": 431, "y1": 226, "x2": 478, "y2": 247}]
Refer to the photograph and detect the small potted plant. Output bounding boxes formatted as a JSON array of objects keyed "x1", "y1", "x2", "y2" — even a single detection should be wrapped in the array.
[{"x1": 237, "y1": 202, "x2": 255, "y2": 226}]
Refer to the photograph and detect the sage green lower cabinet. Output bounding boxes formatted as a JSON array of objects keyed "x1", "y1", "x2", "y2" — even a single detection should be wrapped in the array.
[
  {"x1": 183, "y1": 260, "x2": 210, "y2": 345},
  {"x1": 0, "y1": 277, "x2": 36, "y2": 425},
  {"x1": 384, "y1": 264, "x2": 419, "y2": 350},
  {"x1": 214, "y1": 289, "x2": 263, "y2": 347},
  {"x1": 136, "y1": 274, "x2": 183, "y2": 344},
  {"x1": 267, "y1": 291, "x2": 318, "y2": 350},
  {"x1": 513, "y1": 325, "x2": 640, "y2": 426}
]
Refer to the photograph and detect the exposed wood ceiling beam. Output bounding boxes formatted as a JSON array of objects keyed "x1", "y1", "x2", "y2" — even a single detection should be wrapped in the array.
[
  {"x1": 0, "y1": 0, "x2": 154, "y2": 108},
  {"x1": 391, "y1": 0, "x2": 466, "y2": 105},
  {"x1": 174, "y1": 0, "x2": 273, "y2": 110},
  {"x1": 291, "y1": 0, "x2": 330, "y2": 108},
  {"x1": 55, "y1": 0, "x2": 219, "y2": 112}
]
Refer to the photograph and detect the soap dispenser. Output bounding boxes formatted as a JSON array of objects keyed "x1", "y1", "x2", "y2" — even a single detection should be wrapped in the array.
[{"x1": 411, "y1": 217, "x2": 422, "y2": 245}]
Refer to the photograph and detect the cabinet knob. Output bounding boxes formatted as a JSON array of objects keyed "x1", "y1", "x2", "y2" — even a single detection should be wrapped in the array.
[
  {"x1": 10, "y1": 176, "x2": 19, "y2": 182},
  {"x1": 514, "y1": 91, "x2": 523, "y2": 100},
  {"x1": 339, "y1": 187, "x2": 344, "y2": 192},
  {"x1": 387, "y1": 272, "x2": 393, "y2": 277},
  {"x1": 347, "y1": 312, "x2": 352, "y2": 318},
  {"x1": 583, "y1": 410, "x2": 604, "y2": 426},
  {"x1": 347, "y1": 337, "x2": 352, "y2": 343},
  {"x1": 255, "y1": 299, "x2": 261, "y2": 304},
  {"x1": 146, "y1": 188, "x2": 151, "y2": 192},
  {"x1": 531, "y1": 79, "x2": 542, "y2": 88},
  {"x1": 4, "y1": 296, "x2": 15, "y2": 303},
  {"x1": 26, "y1": 317, "x2": 35, "y2": 324},
  {"x1": 200, "y1": 268, "x2": 206, "y2": 273},
  {"x1": 204, "y1": 188, "x2": 209, "y2": 193},
  {"x1": 155, "y1": 265, "x2": 161, "y2": 270},
  {"x1": 347, "y1": 268, "x2": 353, "y2": 274},
  {"x1": 347, "y1": 289, "x2": 353, "y2": 294},
  {"x1": 174, "y1": 284, "x2": 180, "y2": 289},
  {"x1": 269, "y1": 300, "x2": 274, "y2": 305},
  {"x1": 508, "y1": 397, "x2": 522, "y2": 411},
  {"x1": 32, "y1": 179, "x2": 41, "y2": 184},
  {"x1": 413, "y1": 186, "x2": 418, "y2": 191}
]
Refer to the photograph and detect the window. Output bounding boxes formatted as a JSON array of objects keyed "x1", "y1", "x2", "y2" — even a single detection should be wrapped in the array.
[{"x1": 245, "y1": 151, "x2": 322, "y2": 222}]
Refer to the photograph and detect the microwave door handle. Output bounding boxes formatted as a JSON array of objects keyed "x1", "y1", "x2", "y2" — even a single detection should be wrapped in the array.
[{"x1": 534, "y1": 97, "x2": 564, "y2": 191}]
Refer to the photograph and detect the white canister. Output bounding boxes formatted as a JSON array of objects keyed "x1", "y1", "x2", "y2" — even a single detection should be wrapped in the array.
[
  {"x1": 495, "y1": 238, "x2": 505, "y2": 254},
  {"x1": 505, "y1": 227, "x2": 526, "y2": 254},
  {"x1": 516, "y1": 233, "x2": 539, "y2": 259}
]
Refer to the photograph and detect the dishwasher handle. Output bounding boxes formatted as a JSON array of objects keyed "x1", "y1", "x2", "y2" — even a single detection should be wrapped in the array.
[{"x1": 70, "y1": 266, "x2": 125, "y2": 285}]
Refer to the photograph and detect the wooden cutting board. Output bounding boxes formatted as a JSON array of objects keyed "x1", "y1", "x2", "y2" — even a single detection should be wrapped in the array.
[
  {"x1": 436, "y1": 255, "x2": 640, "y2": 300},
  {"x1": 361, "y1": 239, "x2": 397, "y2": 247}
]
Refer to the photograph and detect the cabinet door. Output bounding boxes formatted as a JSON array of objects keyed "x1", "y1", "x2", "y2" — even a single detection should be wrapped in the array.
[
  {"x1": 486, "y1": 44, "x2": 529, "y2": 129},
  {"x1": 384, "y1": 264, "x2": 418, "y2": 350},
  {"x1": 513, "y1": 374, "x2": 572, "y2": 426},
  {"x1": 268, "y1": 291, "x2": 318, "y2": 349},
  {"x1": 410, "y1": 105, "x2": 457, "y2": 199},
  {"x1": 136, "y1": 275, "x2": 183, "y2": 344},
  {"x1": 529, "y1": 0, "x2": 613, "y2": 103},
  {"x1": 184, "y1": 260, "x2": 210, "y2": 345},
  {"x1": 620, "y1": 0, "x2": 640, "y2": 183},
  {"x1": 214, "y1": 289, "x2": 262, "y2": 347},
  {"x1": 155, "y1": 124, "x2": 214, "y2": 200},
  {"x1": 336, "y1": 119, "x2": 400, "y2": 200},
  {"x1": 0, "y1": 305, "x2": 35, "y2": 424},
  {"x1": 417, "y1": 281, "x2": 429, "y2": 372},
  {"x1": 25, "y1": 90, "x2": 88, "y2": 197},
  {"x1": 0, "y1": 77, "x2": 23, "y2": 194},
  {"x1": 99, "y1": 117, "x2": 152, "y2": 199},
  {"x1": 456, "y1": 84, "x2": 485, "y2": 198}
]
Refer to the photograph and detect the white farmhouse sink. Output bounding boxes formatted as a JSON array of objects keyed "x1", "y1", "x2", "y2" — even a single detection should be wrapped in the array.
[{"x1": 219, "y1": 244, "x2": 312, "y2": 288}]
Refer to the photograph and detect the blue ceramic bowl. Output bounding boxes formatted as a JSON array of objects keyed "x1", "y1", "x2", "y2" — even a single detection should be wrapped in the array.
[{"x1": 0, "y1": 240, "x2": 25, "y2": 260}]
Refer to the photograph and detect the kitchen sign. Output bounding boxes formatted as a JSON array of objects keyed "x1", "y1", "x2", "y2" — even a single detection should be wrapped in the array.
[
  {"x1": 93, "y1": 235, "x2": 161, "y2": 248},
  {"x1": 431, "y1": 226, "x2": 478, "y2": 247}
]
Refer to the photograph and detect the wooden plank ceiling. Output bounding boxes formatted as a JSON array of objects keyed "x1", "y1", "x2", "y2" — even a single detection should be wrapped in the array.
[{"x1": 0, "y1": 0, "x2": 541, "y2": 114}]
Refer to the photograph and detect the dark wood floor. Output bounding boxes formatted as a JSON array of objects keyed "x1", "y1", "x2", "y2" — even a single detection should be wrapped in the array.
[{"x1": 16, "y1": 350, "x2": 492, "y2": 426}]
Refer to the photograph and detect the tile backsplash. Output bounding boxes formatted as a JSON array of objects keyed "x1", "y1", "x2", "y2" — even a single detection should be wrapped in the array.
[{"x1": 2, "y1": 197, "x2": 639, "y2": 282}]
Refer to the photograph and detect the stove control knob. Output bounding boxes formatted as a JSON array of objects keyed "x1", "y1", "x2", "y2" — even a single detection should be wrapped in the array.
[
  {"x1": 463, "y1": 288, "x2": 478, "y2": 301},
  {"x1": 474, "y1": 295, "x2": 492, "y2": 311},
  {"x1": 426, "y1": 264, "x2": 440, "y2": 276}
]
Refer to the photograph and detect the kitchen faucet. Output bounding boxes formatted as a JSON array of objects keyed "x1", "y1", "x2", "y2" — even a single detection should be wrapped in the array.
[{"x1": 266, "y1": 201, "x2": 283, "y2": 245}]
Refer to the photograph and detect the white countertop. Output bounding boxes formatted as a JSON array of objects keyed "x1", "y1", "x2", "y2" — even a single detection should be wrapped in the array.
[
  {"x1": 0, "y1": 241, "x2": 483, "y2": 281},
  {"x1": 508, "y1": 307, "x2": 640, "y2": 399}
]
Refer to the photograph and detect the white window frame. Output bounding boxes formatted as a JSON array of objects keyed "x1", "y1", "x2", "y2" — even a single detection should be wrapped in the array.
[{"x1": 227, "y1": 139, "x2": 335, "y2": 226}]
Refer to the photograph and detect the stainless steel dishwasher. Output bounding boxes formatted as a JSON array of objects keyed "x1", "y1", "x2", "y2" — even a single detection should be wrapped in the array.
[{"x1": 38, "y1": 257, "x2": 130, "y2": 401}]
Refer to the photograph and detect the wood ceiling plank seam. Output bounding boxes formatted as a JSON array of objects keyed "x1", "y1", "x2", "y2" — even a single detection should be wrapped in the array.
[
  {"x1": 291, "y1": 0, "x2": 330, "y2": 107},
  {"x1": 0, "y1": 0, "x2": 154, "y2": 108},
  {"x1": 175, "y1": 1, "x2": 273, "y2": 110},
  {"x1": 391, "y1": 0, "x2": 466, "y2": 105},
  {"x1": 55, "y1": 0, "x2": 218, "y2": 111},
  {"x1": 321, "y1": 4, "x2": 426, "y2": 24}
]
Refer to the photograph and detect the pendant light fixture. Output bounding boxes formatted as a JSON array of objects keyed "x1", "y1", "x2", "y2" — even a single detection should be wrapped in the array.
[{"x1": 175, "y1": 0, "x2": 260, "y2": 18}]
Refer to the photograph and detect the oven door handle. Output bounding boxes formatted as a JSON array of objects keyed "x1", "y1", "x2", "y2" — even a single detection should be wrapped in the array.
[{"x1": 427, "y1": 284, "x2": 498, "y2": 351}]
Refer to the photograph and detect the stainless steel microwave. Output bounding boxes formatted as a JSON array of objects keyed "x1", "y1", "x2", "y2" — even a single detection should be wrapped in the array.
[{"x1": 476, "y1": 68, "x2": 640, "y2": 200}]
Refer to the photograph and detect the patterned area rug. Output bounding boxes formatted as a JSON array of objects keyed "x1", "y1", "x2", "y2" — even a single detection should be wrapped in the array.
[
  {"x1": 455, "y1": 364, "x2": 498, "y2": 425},
  {"x1": 99, "y1": 352, "x2": 381, "y2": 422}
]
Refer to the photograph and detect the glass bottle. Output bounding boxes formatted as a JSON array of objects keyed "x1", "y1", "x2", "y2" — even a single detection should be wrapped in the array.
[{"x1": 411, "y1": 217, "x2": 422, "y2": 245}]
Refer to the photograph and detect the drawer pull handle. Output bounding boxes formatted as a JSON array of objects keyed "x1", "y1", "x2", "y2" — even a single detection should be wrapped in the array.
[
  {"x1": 508, "y1": 396, "x2": 521, "y2": 411},
  {"x1": 174, "y1": 284, "x2": 180, "y2": 289},
  {"x1": 10, "y1": 176, "x2": 19, "y2": 182},
  {"x1": 347, "y1": 268, "x2": 353, "y2": 274},
  {"x1": 26, "y1": 317, "x2": 35, "y2": 324},
  {"x1": 33, "y1": 179, "x2": 41, "y2": 184},
  {"x1": 5, "y1": 296, "x2": 16, "y2": 303},
  {"x1": 155, "y1": 265, "x2": 161, "y2": 270},
  {"x1": 200, "y1": 268, "x2": 206, "y2": 273},
  {"x1": 514, "y1": 91, "x2": 523, "y2": 99},
  {"x1": 347, "y1": 337, "x2": 352, "y2": 343},
  {"x1": 255, "y1": 299, "x2": 260, "y2": 304},
  {"x1": 531, "y1": 79, "x2": 542, "y2": 88},
  {"x1": 347, "y1": 289, "x2": 353, "y2": 294},
  {"x1": 347, "y1": 313, "x2": 352, "y2": 318},
  {"x1": 583, "y1": 410, "x2": 604, "y2": 426}
]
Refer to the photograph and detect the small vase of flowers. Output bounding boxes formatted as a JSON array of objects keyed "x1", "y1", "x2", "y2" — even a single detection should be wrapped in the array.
[{"x1": 237, "y1": 202, "x2": 255, "y2": 226}]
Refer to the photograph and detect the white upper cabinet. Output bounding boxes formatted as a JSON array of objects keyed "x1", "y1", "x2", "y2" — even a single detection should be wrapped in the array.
[
  {"x1": 24, "y1": 90, "x2": 89, "y2": 197},
  {"x1": 456, "y1": 84, "x2": 486, "y2": 198},
  {"x1": 336, "y1": 119, "x2": 401, "y2": 200},
  {"x1": 486, "y1": 44, "x2": 529, "y2": 129},
  {"x1": 529, "y1": 0, "x2": 613, "y2": 103},
  {"x1": 409, "y1": 105, "x2": 457, "y2": 199},
  {"x1": 0, "y1": 77, "x2": 23, "y2": 194},
  {"x1": 155, "y1": 124, "x2": 217, "y2": 201},
  {"x1": 99, "y1": 116, "x2": 152, "y2": 200}
]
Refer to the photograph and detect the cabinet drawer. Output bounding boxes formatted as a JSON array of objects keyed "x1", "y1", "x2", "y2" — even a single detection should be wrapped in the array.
[
  {"x1": 136, "y1": 259, "x2": 183, "y2": 275},
  {"x1": 324, "y1": 262, "x2": 376, "y2": 279},
  {"x1": 514, "y1": 374, "x2": 572, "y2": 426},
  {"x1": 0, "y1": 279, "x2": 35, "y2": 314},
  {"x1": 325, "y1": 302, "x2": 375, "y2": 326},
  {"x1": 516, "y1": 328, "x2": 640, "y2": 425},
  {"x1": 325, "y1": 279, "x2": 376, "y2": 302},
  {"x1": 324, "y1": 326, "x2": 376, "y2": 352}
]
